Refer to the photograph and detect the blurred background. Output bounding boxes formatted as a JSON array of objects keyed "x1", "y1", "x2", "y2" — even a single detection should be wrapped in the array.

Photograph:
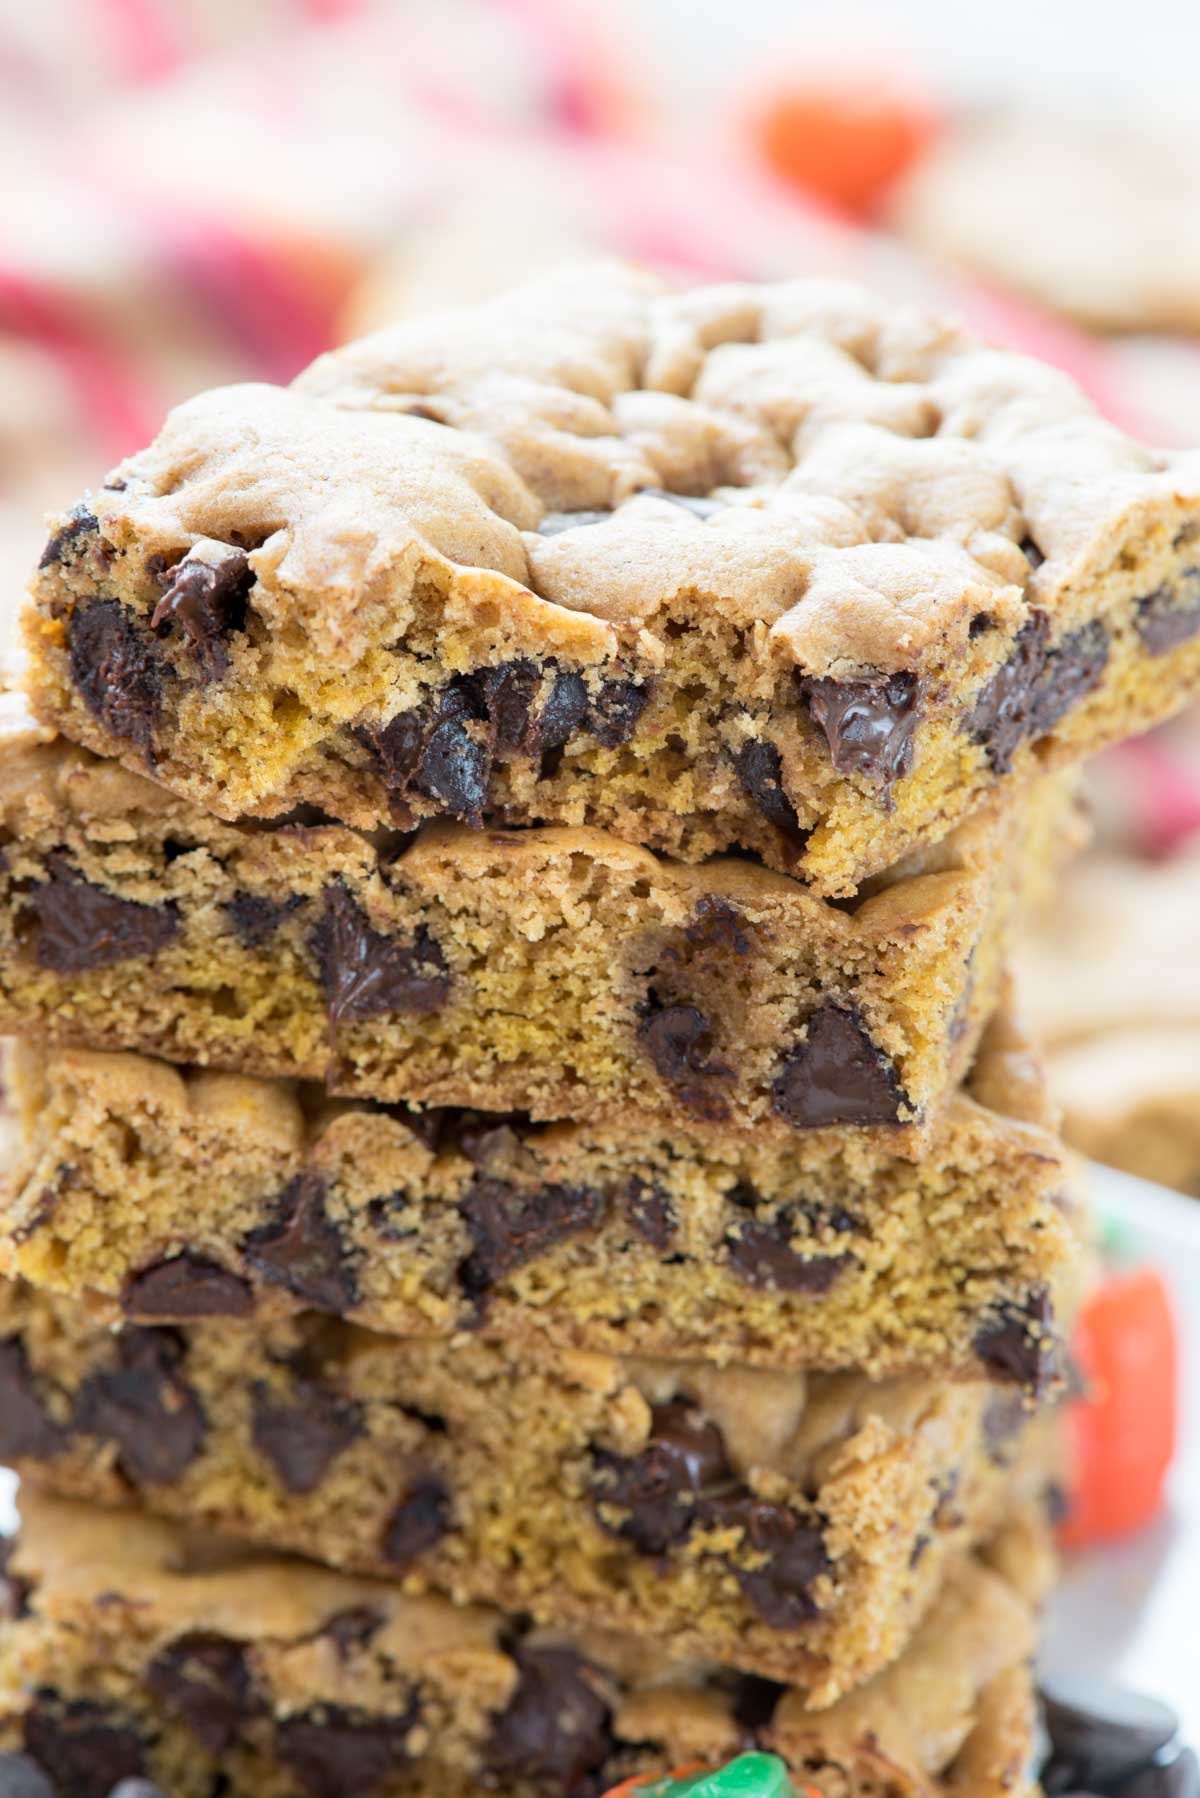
[{"x1": 3, "y1": 0, "x2": 1199, "y2": 1197}]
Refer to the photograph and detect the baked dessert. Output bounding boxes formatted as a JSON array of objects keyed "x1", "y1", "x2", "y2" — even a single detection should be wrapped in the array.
[
  {"x1": 0, "y1": 1488, "x2": 1052, "y2": 1798},
  {"x1": 0, "y1": 700, "x2": 1071, "y2": 1143},
  {"x1": 0, "y1": 1280, "x2": 1057, "y2": 1699},
  {"x1": 1043, "y1": 1028, "x2": 1200, "y2": 1198},
  {"x1": 24, "y1": 265, "x2": 1200, "y2": 897},
  {"x1": 0, "y1": 1001, "x2": 1079, "y2": 1382}
]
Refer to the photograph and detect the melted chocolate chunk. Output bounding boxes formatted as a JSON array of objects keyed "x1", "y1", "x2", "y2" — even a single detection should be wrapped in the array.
[
  {"x1": 31, "y1": 854, "x2": 180, "y2": 974},
  {"x1": 242, "y1": 1172, "x2": 359, "y2": 1314},
  {"x1": 67, "y1": 600, "x2": 166, "y2": 756},
  {"x1": 0, "y1": 1338, "x2": 70, "y2": 1461},
  {"x1": 275, "y1": 1699, "x2": 420, "y2": 1798},
  {"x1": 591, "y1": 1398, "x2": 732, "y2": 1555},
  {"x1": 538, "y1": 509, "x2": 614, "y2": 535},
  {"x1": 146, "y1": 1632, "x2": 257, "y2": 1753},
  {"x1": 310, "y1": 883, "x2": 449, "y2": 1026},
  {"x1": 251, "y1": 1377, "x2": 364, "y2": 1494},
  {"x1": 771, "y1": 1002, "x2": 907, "y2": 1129},
  {"x1": 150, "y1": 550, "x2": 252, "y2": 681},
  {"x1": 39, "y1": 503, "x2": 99, "y2": 570},
  {"x1": 23, "y1": 1697, "x2": 146, "y2": 1798},
  {"x1": 122, "y1": 1254, "x2": 253, "y2": 1321},
  {"x1": 967, "y1": 610, "x2": 1110, "y2": 773},
  {"x1": 458, "y1": 1176, "x2": 606, "y2": 1306},
  {"x1": 685, "y1": 896, "x2": 752, "y2": 958},
  {"x1": 798, "y1": 671, "x2": 922, "y2": 796},
  {"x1": 1137, "y1": 570, "x2": 1200, "y2": 656},
  {"x1": 724, "y1": 1192, "x2": 852, "y2": 1295},
  {"x1": 74, "y1": 1327, "x2": 207, "y2": 1484},
  {"x1": 701, "y1": 1494, "x2": 831, "y2": 1629},
  {"x1": 589, "y1": 679, "x2": 652, "y2": 747},
  {"x1": 0, "y1": 1755, "x2": 55, "y2": 1798},
  {"x1": 224, "y1": 890, "x2": 304, "y2": 949},
  {"x1": 486, "y1": 1646, "x2": 614, "y2": 1796},
  {"x1": 381, "y1": 1475, "x2": 451, "y2": 1567},
  {"x1": 415, "y1": 685, "x2": 492, "y2": 825},
  {"x1": 625, "y1": 1177, "x2": 676, "y2": 1251},
  {"x1": 538, "y1": 668, "x2": 590, "y2": 755},
  {"x1": 638, "y1": 1000, "x2": 732, "y2": 1121},
  {"x1": 973, "y1": 1289, "x2": 1059, "y2": 1394},
  {"x1": 732, "y1": 739, "x2": 806, "y2": 841},
  {"x1": 480, "y1": 660, "x2": 540, "y2": 753}
]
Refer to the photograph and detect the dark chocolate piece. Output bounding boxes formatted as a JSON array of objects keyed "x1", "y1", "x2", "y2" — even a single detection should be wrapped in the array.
[
  {"x1": 74, "y1": 1327, "x2": 207, "y2": 1485},
  {"x1": 724, "y1": 1193, "x2": 852, "y2": 1294},
  {"x1": 145, "y1": 1631, "x2": 258, "y2": 1754},
  {"x1": 224, "y1": 891, "x2": 304, "y2": 950},
  {"x1": 624, "y1": 1177, "x2": 676, "y2": 1251},
  {"x1": 31, "y1": 854, "x2": 180, "y2": 974},
  {"x1": 122, "y1": 1255, "x2": 254, "y2": 1321},
  {"x1": 798, "y1": 671, "x2": 922, "y2": 795},
  {"x1": 310, "y1": 883, "x2": 450, "y2": 1026},
  {"x1": 0, "y1": 1339, "x2": 70, "y2": 1462},
  {"x1": 589, "y1": 678, "x2": 652, "y2": 747},
  {"x1": 770, "y1": 1002, "x2": 907, "y2": 1129},
  {"x1": 700, "y1": 1494, "x2": 831, "y2": 1629},
  {"x1": 458, "y1": 1177, "x2": 606, "y2": 1305},
  {"x1": 67, "y1": 601, "x2": 165, "y2": 757},
  {"x1": 243, "y1": 1172, "x2": 360, "y2": 1315},
  {"x1": 251, "y1": 1377, "x2": 364, "y2": 1494},
  {"x1": 638, "y1": 1000, "x2": 732, "y2": 1121},
  {"x1": 381, "y1": 1475, "x2": 452, "y2": 1566},
  {"x1": 974, "y1": 1289, "x2": 1059, "y2": 1394},
  {"x1": 485, "y1": 1645, "x2": 614, "y2": 1795},
  {"x1": 1137, "y1": 570, "x2": 1200, "y2": 656},
  {"x1": 150, "y1": 550, "x2": 253, "y2": 681},
  {"x1": 591, "y1": 1398, "x2": 732, "y2": 1555},
  {"x1": 275, "y1": 1699, "x2": 420, "y2": 1798},
  {"x1": 38, "y1": 503, "x2": 99, "y2": 569},
  {"x1": 967, "y1": 610, "x2": 1109, "y2": 773},
  {"x1": 23, "y1": 1698, "x2": 146, "y2": 1798},
  {"x1": 732, "y1": 738, "x2": 806, "y2": 840}
]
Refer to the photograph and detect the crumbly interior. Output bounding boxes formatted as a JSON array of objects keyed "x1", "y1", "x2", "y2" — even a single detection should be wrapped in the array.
[
  {"x1": 0, "y1": 715, "x2": 1069, "y2": 1139},
  {"x1": 0, "y1": 1276, "x2": 1055, "y2": 1702},
  {"x1": 0, "y1": 1491, "x2": 1049, "y2": 1798},
  {"x1": 2, "y1": 1002, "x2": 1078, "y2": 1380},
  {"x1": 25, "y1": 266, "x2": 1200, "y2": 893}
]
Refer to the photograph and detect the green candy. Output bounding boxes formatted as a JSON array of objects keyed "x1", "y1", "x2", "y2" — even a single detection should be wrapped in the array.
[{"x1": 637, "y1": 1753, "x2": 795, "y2": 1798}]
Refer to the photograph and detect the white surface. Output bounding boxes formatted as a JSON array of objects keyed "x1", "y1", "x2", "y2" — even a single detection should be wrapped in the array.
[{"x1": 0, "y1": 1161, "x2": 1196, "y2": 1729}]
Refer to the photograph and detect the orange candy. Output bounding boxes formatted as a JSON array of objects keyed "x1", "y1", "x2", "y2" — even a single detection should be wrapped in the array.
[{"x1": 752, "y1": 82, "x2": 935, "y2": 216}]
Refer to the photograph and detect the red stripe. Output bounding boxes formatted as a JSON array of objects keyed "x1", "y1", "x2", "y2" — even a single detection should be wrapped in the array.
[{"x1": 0, "y1": 267, "x2": 159, "y2": 458}]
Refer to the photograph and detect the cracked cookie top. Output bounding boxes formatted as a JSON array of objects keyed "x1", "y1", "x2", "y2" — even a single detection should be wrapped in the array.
[{"x1": 49, "y1": 263, "x2": 1200, "y2": 680}]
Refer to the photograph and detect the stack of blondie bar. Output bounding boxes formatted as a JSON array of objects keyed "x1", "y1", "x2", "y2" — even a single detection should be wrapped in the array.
[{"x1": 0, "y1": 267, "x2": 1196, "y2": 1798}]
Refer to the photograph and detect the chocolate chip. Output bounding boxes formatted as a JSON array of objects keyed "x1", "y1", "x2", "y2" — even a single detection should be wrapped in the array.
[
  {"x1": 243, "y1": 1172, "x2": 359, "y2": 1313},
  {"x1": 458, "y1": 1177, "x2": 606, "y2": 1306},
  {"x1": 0, "y1": 1538, "x2": 30, "y2": 1622},
  {"x1": 591, "y1": 1398, "x2": 732, "y2": 1555},
  {"x1": 638, "y1": 1000, "x2": 732, "y2": 1121},
  {"x1": 771, "y1": 1002, "x2": 907, "y2": 1129},
  {"x1": 67, "y1": 600, "x2": 166, "y2": 756},
  {"x1": 537, "y1": 668, "x2": 590, "y2": 776},
  {"x1": 414, "y1": 687, "x2": 492, "y2": 826},
  {"x1": 275, "y1": 1699, "x2": 420, "y2": 1798},
  {"x1": 381, "y1": 1475, "x2": 451, "y2": 1567},
  {"x1": 967, "y1": 611, "x2": 1109, "y2": 773},
  {"x1": 75, "y1": 1327, "x2": 207, "y2": 1484},
  {"x1": 0, "y1": 1756, "x2": 55, "y2": 1798},
  {"x1": 480, "y1": 660, "x2": 540, "y2": 753},
  {"x1": 732, "y1": 739, "x2": 806, "y2": 841},
  {"x1": 150, "y1": 550, "x2": 252, "y2": 681},
  {"x1": 486, "y1": 1645, "x2": 614, "y2": 1796},
  {"x1": 1137, "y1": 570, "x2": 1200, "y2": 656},
  {"x1": 589, "y1": 679, "x2": 652, "y2": 748},
  {"x1": 252, "y1": 1377, "x2": 364, "y2": 1494},
  {"x1": 538, "y1": 509, "x2": 614, "y2": 535},
  {"x1": 798, "y1": 671, "x2": 922, "y2": 796},
  {"x1": 224, "y1": 891, "x2": 304, "y2": 949},
  {"x1": 724, "y1": 1192, "x2": 852, "y2": 1295},
  {"x1": 0, "y1": 1338, "x2": 70, "y2": 1461},
  {"x1": 38, "y1": 503, "x2": 99, "y2": 569},
  {"x1": 146, "y1": 1631, "x2": 257, "y2": 1753},
  {"x1": 323, "y1": 1607, "x2": 386, "y2": 1657},
  {"x1": 310, "y1": 883, "x2": 449, "y2": 1026},
  {"x1": 1041, "y1": 1674, "x2": 1180, "y2": 1794},
  {"x1": 701, "y1": 1495, "x2": 831, "y2": 1629},
  {"x1": 31, "y1": 854, "x2": 180, "y2": 974},
  {"x1": 974, "y1": 1289, "x2": 1059, "y2": 1394},
  {"x1": 122, "y1": 1255, "x2": 253, "y2": 1321},
  {"x1": 625, "y1": 1177, "x2": 676, "y2": 1251},
  {"x1": 684, "y1": 896, "x2": 752, "y2": 957},
  {"x1": 23, "y1": 1697, "x2": 146, "y2": 1798}
]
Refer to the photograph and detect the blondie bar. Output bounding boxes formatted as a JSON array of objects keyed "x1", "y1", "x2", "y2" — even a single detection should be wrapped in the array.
[
  {"x1": 0, "y1": 1489, "x2": 1052, "y2": 1798},
  {"x1": 0, "y1": 701, "x2": 1069, "y2": 1142},
  {"x1": 0, "y1": 1280, "x2": 1056, "y2": 1699},
  {"x1": 0, "y1": 1001, "x2": 1079, "y2": 1382},
  {"x1": 24, "y1": 266, "x2": 1200, "y2": 895}
]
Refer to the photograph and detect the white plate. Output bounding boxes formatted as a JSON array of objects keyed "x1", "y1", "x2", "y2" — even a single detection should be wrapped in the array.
[{"x1": 0, "y1": 1161, "x2": 1196, "y2": 1732}]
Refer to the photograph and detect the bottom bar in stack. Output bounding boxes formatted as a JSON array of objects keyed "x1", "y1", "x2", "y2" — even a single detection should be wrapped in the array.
[
  {"x1": 0, "y1": 1489, "x2": 1053, "y2": 1798},
  {"x1": 0, "y1": 1279, "x2": 1060, "y2": 1701}
]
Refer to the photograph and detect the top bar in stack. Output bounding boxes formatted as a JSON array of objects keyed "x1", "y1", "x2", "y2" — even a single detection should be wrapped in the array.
[{"x1": 23, "y1": 265, "x2": 1200, "y2": 896}]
